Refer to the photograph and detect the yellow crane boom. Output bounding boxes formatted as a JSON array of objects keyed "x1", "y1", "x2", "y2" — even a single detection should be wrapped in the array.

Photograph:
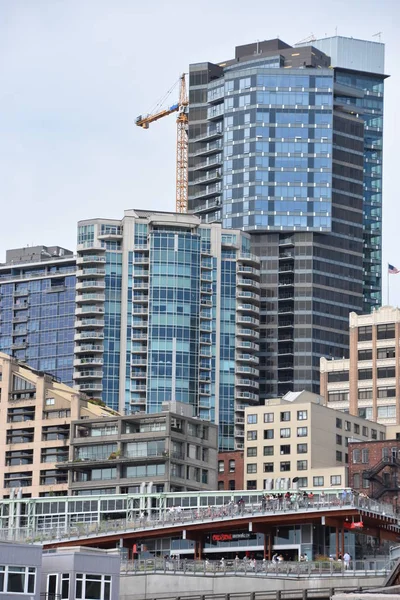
[{"x1": 135, "y1": 74, "x2": 188, "y2": 213}]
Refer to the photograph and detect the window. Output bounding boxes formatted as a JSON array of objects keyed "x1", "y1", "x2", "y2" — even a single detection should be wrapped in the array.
[
  {"x1": 377, "y1": 324, "x2": 395, "y2": 340},
  {"x1": 377, "y1": 367, "x2": 396, "y2": 379},
  {"x1": 228, "y1": 480, "x2": 235, "y2": 490},
  {"x1": 247, "y1": 447, "x2": 257, "y2": 457},
  {"x1": 297, "y1": 460, "x2": 307, "y2": 470},
  {"x1": 358, "y1": 369, "x2": 372, "y2": 380},
  {"x1": 336, "y1": 418, "x2": 342, "y2": 429},
  {"x1": 45, "y1": 397, "x2": 55, "y2": 406},
  {"x1": 264, "y1": 463, "x2": 274, "y2": 473},
  {"x1": 358, "y1": 325, "x2": 372, "y2": 341},
  {"x1": 297, "y1": 427, "x2": 307, "y2": 437},
  {"x1": 229, "y1": 460, "x2": 235, "y2": 472},
  {"x1": 247, "y1": 414, "x2": 257, "y2": 424},
  {"x1": 264, "y1": 413, "x2": 274, "y2": 423},
  {"x1": 280, "y1": 461, "x2": 290, "y2": 472},
  {"x1": 358, "y1": 406, "x2": 373, "y2": 421},
  {"x1": 353, "y1": 473, "x2": 360, "y2": 488},
  {"x1": 218, "y1": 460, "x2": 224, "y2": 473},
  {"x1": 358, "y1": 349, "x2": 372, "y2": 361},
  {"x1": 263, "y1": 446, "x2": 274, "y2": 456},
  {"x1": 0, "y1": 566, "x2": 36, "y2": 595},
  {"x1": 75, "y1": 573, "x2": 111, "y2": 600},
  {"x1": 331, "y1": 475, "x2": 342, "y2": 485},
  {"x1": 280, "y1": 411, "x2": 291, "y2": 422},
  {"x1": 378, "y1": 387, "x2": 396, "y2": 398},
  {"x1": 345, "y1": 421, "x2": 351, "y2": 431},
  {"x1": 247, "y1": 463, "x2": 257, "y2": 474},
  {"x1": 328, "y1": 391, "x2": 349, "y2": 402},
  {"x1": 354, "y1": 424, "x2": 360, "y2": 434},
  {"x1": 61, "y1": 574, "x2": 70, "y2": 600},
  {"x1": 218, "y1": 481, "x2": 224, "y2": 491},
  {"x1": 362, "y1": 448, "x2": 369, "y2": 463},
  {"x1": 377, "y1": 405, "x2": 396, "y2": 418},
  {"x1": 297, "y1": 443, "x2": 307, "y2": 454},
  {"x1": 358, "y1": 389, "x2": 373, "y2": 400},
  {"x1": 280, "y1": 428, "x2": 291, "y2": 438},
  {"x1": 353, "y1": 449, "x2": 361, "y2": 463},
  {"x1": 280, "y1": 444, "x2": 291, "y2": 455},
  {"x1": 336, "y1": 451, "x2": 342, "y2": 461},
  {"x1": 247, "y1": 430, "x2": 257, "y2": 441},
  {"x1": 297, "y1": 410, "x2": 307, "y2": 421},
  {"x1": 264, "y1": 429, "x2": 274, "y2": 439},
  {"x1": 371, "y1": 429, "x2": 377, "y2": 440},
  {"x1": 377, "y1": 347, "x2": 395, "y2": 359},
  {"x1": 247, "y1": 480, "x2": 257, "y2": 490},
  {"x1": 328, "y1": 371, "x2": 349, "y2": 383},
  {"x1": 362, "y1": 426, "x2": 369, "y2": 437},
  {"x1": 313, "y1": 476, "x2": 324, "y2": 487},
  {"x1": 362, "y1": 472, "x2": 370, "y2": 489},
  {"x1": 336, "y1": 435, "x2": 342, "y2": 445},
  {"x1": 296, "y1": 477, "x2": 308, "y2": 487}
]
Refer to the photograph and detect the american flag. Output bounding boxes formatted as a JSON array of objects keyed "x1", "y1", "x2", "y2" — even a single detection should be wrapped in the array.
[{"x1": 388, "y1": 264, "x2": 400, "y2": 275}]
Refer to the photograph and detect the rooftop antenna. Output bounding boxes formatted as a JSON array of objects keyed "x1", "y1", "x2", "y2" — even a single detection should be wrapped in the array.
[
  {"x1": 372, "y1": 32, "x2": 383, "y2": 42},
  {"x1": 335, "y1": 26, "x2": 338, "y2": 36}
]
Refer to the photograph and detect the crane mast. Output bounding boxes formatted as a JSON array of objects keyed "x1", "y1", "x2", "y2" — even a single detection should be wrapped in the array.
[{"x1": 135, "y1": 74, "x2": 189, "y2": 214}]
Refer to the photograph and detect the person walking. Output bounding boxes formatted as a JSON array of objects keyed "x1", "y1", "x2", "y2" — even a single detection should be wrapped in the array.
[{"x1": 343, "y1": 551, "x2": 351, "y2": 570}]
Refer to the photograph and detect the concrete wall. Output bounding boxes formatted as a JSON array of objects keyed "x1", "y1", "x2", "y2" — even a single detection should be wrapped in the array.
[{"x1": 119, "y1": 572, "x2": 385, "y2": 600}]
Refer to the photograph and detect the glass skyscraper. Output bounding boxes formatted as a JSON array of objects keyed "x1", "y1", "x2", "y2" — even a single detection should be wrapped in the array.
[
  {"x1": 188, "y1": 36, "x2": 386, "y2": 399},
  {"x1": 75, "y1": 210, "x2": 260, "y2": 449},
  {"x1": 0, "y1": 246, "x2": 76, "y2": 385}
]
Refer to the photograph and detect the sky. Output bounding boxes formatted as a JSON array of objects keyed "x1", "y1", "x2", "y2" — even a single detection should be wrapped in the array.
[{"x1": 0, "y1": 0, "x2": 399, "y2": 303}]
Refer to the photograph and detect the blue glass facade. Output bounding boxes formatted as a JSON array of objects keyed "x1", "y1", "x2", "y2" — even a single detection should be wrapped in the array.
[
  {"x1": 334, "y1": 70, "x2": 384, "y2": 311},
  {"x1": 76, "y1": 211, "x2": 260, "y2": 450},
  {"x1": 147, "y1": 230, "x2": 200, "y2": 411},
  {"x1": 221, "y1": 70, "x2": 334, "y2": 233},
  {"x1": 0, "y1": 249, "x2": 76, "y2": 385}
]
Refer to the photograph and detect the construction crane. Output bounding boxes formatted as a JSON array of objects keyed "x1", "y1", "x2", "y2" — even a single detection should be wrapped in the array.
[{"x1": 135, "y1": 74, "x2": 189, "y2": 214}]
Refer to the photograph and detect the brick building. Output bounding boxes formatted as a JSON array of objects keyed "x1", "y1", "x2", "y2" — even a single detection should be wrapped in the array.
[
  {"x1": 217, "y1": 450, "x2": 244, "y2": 490},
  {"x1": 348, "y1": 438, "x2": 400, "y2": 507}
]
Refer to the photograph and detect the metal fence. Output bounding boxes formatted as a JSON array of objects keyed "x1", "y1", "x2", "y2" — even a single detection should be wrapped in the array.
[
  {"x1": 120, "y1": 558, "x2": 393, "y2": 578},
  {"x1": 119, "y1": 588, "x2": 381, "y2": 600}
]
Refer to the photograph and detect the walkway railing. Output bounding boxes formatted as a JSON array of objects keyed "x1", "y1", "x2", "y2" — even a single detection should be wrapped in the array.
[
  {"x1": 0, "y1": 493, "x2": 397, "y2": 545},
  {"x1": 121, "y1": 557, "x2": 393, "y2": 578}
]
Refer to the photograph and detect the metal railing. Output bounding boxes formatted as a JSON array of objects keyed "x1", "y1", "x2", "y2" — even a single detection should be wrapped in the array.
[{"x1": 120, "y1": 557, "x2": 393, "y2": 578}]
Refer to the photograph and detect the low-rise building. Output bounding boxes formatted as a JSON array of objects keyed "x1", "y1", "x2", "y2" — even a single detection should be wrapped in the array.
[
  {"x1": 348, "y1": 438, "x2": 400, "y2": 506},
  {"x1": 244, "y1": 391, "x2": 387, "y2": 491},
  {"x1": 41, "y1": 546, "x2": 120, "y2": 600},
  {"x1": 0, "y1": 541, "x2": 42, "y2": 599},
  {"x1": 217, "y1": 450, "x2": 244, "y2": 490},
  {"x1": 321, "y1": 306, "x2": 400, "y2": 431},
  {"x1": 60, "y1": 401, "x2": 218, "y2": 494},
  {"x1": 0, "y1": 542, "x2": 119, "y2": 600},
  {"x1": 0, "y1": 352, "x2": 116, "y2": 498}
]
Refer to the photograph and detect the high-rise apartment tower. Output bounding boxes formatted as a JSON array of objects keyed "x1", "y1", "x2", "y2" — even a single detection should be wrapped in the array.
[
  {"x1": 75, "y1": 210, "x2": 260, "y2": 450},
  {"x1": 188, "y1": 36, "x2": 386, "y2": 399}
]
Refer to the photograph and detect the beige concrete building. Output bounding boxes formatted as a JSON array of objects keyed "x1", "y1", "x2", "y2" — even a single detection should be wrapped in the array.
[
  {"x1": 320, "y1": 306, "x2": 400, "y2": 430},
  {"x1": 0, "y1": 352, "x2": 116, "y2": 498},
  {"x1": 244, "y1": 390, "x2": 386, "y2": 491}
]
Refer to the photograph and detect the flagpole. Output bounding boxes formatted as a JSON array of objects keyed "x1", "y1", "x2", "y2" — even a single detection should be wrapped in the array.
[{"x1": 388, "y1": 264, "x2": 390, "y2": 306}]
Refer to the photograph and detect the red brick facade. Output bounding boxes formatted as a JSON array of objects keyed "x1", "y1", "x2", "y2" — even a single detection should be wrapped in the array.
[
  {"x1": 217, "y1": 450, "x2": 244, "y2": 491},
  {"x1": 348, "y1": 439, "x2": 400, "y2": 508}
]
